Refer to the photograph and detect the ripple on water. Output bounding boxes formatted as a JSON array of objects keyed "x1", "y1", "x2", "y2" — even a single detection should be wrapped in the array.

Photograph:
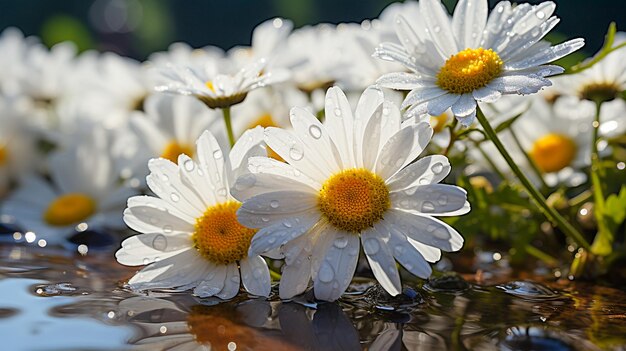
[{"x1": 496, "y1": 281, "x2": 560, "y2": 299}]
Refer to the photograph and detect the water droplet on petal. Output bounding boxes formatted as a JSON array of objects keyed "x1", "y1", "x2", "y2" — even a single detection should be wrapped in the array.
[
  {"x1": 333, "y1": 236, "x2": 349, "y2": 249},
  {"x1": 318, "y1": 261, "x2": 335, "y2": 283},
  {"x1": 152, "y1": 234, "x2": 168, "y2": 250},
  {"x1": 536, "y1": 11, "x2": 546, "y2": 19},
  {"x1": 235, "y1": 174, "x2": 256, "y2": 191},
  {"x1": 421, "y1": 201, "x2": 436, "y2": 212},
  {"x1": 283, "y1": 221, "x2": 293, "y2": 228},
  {"x1": 183, "y1": 159, "x2": 195, "y2": 171},
  {"x1": 431, "y1": 162, "x2": 444, "y2": 174},
  {"x1": 217, "y1": 188, "x2": 227, "y2": 197},
  {"x1": 213, "y1": 150, "x2": 223, "y2": 160},
  {"x1": 270, "y1": 200, "x2": 279, "y2": 208},
  {"x1": 163, "y1": 225, "x2": 173, "y2": 234},
  {"x1": 288, "y1": 145, "x2": 304, "y2": 161},
  {"x1": 437, "y1": 195, "x2": 448, "y2": 206},
  {"x1": 308, "y1": 125, "x2": 322, "y2": 139},
  {"x1": 364, "y1": 238, "x2": 380, "y2": 254},
  {"x1": 170, "y1": 193, "x2": 180, "y2": 202},
  {"x1": 334, "y1": 108, "x2": 342, "y2": 117}
]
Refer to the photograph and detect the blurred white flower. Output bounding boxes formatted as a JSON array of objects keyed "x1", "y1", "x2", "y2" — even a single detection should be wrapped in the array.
[{"x1": 0, "y1": 128, "x2": 137, "y2": 244}]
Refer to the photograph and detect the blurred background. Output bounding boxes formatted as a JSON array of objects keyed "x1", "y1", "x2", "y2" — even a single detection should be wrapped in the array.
[{"x1": 0, "y1": 0, "x2": 625, "y2": 60}]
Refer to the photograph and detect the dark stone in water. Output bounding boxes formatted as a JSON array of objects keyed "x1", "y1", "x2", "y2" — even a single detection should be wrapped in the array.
[
  {"x1": 424, "y1": 272, "x2": 470, "y2": 292},
  {"x1": 66, "y1": 230, "x2": 116, "y2": 250},
  {"x1": 34, "y1": 283, "x2": 78, "y2": 297},
  {"x1": 496, "y1": 281, "x2": 559, "y2": 299},
  {"x1": 362, "y1": 285, "x2": 423, "y2": 312},
  {"x1": 501, "y1": 327, "x2": 574, "y2": 351}
]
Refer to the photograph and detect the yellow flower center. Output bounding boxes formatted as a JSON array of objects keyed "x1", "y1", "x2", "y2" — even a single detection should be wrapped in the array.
[
  {"x1": 192, "y1": 201, "x2": 257, "y2": 265},
  {"x1": 205, "y1": 81, "x2": 216, "y2": 93},
  {"x1": 437, "y1": 48, "x2": 503, "y2": 94},
  {"x1": 430, "y1": 113, "x2": 449, "y2": 134},
  {"x1": 0, "y1": 145, "x2": 7, "y2": 166},
  {"x1": 578, "y1": 81, "x2": 620, "y2": 103},
  {"x1": 161, "y1": 141, "x2": 194, "y2": 164},
  {"x1": 318, "y1": 168, "x2": 390, "y2": 233},
  {"x1": 43, "y1": 193, "x2": 97, "y2": 227},
  {"x1": 530, "y1": 133, "x2": 577, "y2": 173}
]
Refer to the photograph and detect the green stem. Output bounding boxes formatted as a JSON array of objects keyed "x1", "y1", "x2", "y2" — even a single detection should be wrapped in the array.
[
  {"x1": 222, "y1": 107, "x2": 235, "y2": 147},
  {"x1": 524, "y1": 244, "x2": 559, "y2": 267},
  {"x1": 509, "y1": 128, "x2": 550, "y2": 191},
  {"x1": 475, "y1": 107, "x2": 591, "y2": 251},
  {"x1": 590, "y1": 101, "x2": 610, "y2": 254},
  {"x1": 269, "y1": 269, "x2": 282, "y2": 281},
  {"x1": 443, "y1": 118, "x2": 459, "y2": 157}
]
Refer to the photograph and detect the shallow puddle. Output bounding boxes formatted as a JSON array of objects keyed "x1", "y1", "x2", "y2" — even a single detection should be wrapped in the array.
[{"x1": 0, "y1": 244, "x2": 625, "y2": 350}]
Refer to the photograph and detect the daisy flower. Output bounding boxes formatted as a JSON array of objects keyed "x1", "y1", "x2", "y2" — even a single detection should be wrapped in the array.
[
  {"x1": 129, "y1": 94, "x2": 224, "y2": 165},
  {"x1": 0, "y1": 129, "x2": 137, "y2": 245},
  {"x1": 553, "y1": 33, "x2": 626, "y2": 138},
  {"x1": 512, "y1": 96, "x2": 592, "y2": 186},
  {"x1": 116, "y1": 128, "x2": 272, "y2": 299},
  {"x1": 155, "y1": 57, "x2": 287, "y2": 109},
  {"x1": 234, "y1": 86, "x2": 469, "y2": 301},
  {"x1": 374, "y1": 0, "x2": 584, "y2": 126}
]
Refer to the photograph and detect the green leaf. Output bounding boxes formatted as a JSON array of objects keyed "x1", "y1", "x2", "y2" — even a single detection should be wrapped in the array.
[
  {"x1": 494, "y1": 111, "x2": 524, "y2": 133},
  {"x1": 591, "y1": 185, "x2": 626, "y2": 256},
  {"x1": 566, "y1": 22, "x2": 626, "y2": 75}
]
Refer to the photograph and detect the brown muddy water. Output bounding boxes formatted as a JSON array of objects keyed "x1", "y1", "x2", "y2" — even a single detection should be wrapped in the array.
[{"x1": 0, "y1": 242, "x2": 625, "y2": 351}]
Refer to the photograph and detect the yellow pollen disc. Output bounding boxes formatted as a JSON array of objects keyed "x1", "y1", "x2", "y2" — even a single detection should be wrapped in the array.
[
  {"x1": 530, "y1": 133, "x2": 577, "y2": 173},
  {"x1": 318, "y1": 168, "x2": 390, "y2": 234},
  {"x1": 161, "y1": 141, "x2": 194, "y2": 164},
  {"x1": 430, "y1": 113, "x2": 449, "y2": 134},
  {"x1": 437, "y1": 48, "x2": 503, "y2": 95},
  {"x1": 43, "y1": 193, "x2": 97, "y2": 227},
  {"x1": 0, "y1": 145, "x2": 7, "y2": 166},
  {"x1": 579, "y1": 81, "x2": 620, "y2": 103},
  {"x1": 205, "y1": 81, "x2": 216, "y2": 92},
  {"x1": 192, "y1": 201, "x2": 257, "y2": 265}
]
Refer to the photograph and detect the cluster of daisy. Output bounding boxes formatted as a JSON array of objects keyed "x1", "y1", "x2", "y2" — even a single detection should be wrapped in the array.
[{"x1": 1, "y1": 0, "x2": 624, "y2": 301}]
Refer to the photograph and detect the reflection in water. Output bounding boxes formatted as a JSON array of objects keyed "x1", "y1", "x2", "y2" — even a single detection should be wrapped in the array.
[{"x1": 0, "y1": 244, "x2": 625, "y2": 350}]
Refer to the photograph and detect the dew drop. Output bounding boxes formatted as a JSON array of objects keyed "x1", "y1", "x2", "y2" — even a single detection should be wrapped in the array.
[
  {"x1": 270, "y1": 200, "x2": 279, "y2": 208},
  {"x1": 170, "y1": 193, "x2": 180, "y2": 202},
  {"x1": 163, "y1": 225, "x2": 173, "y2": 234},
  {"x1": 394, "y1": 245, "x2": 405, "y2": 255},
  {"x1": 152, "y1": 234, "x2": 168, "y2": 250},
  {"x1": 143, "y1": 258, "x2": 151, "y2": 265},
  {"x1": 318, "y1": 261, "x2": 335, "y2": 283},
  {"x1": 308, "y1": 125, "x2": 322, "y2": 139},
  {"x1": 288, "y1": 145, "x2": 304, "y2": 161},
  {"x1": 283, "y1": 221, "x2": 293, "y2": 228},
  {"x1": 364, "y1": 238, "x2": 380, "y2": 254},
  {"x1": 334, "y1": 108, "x2": 342, "y2": 117},
  {"x1": 234, "y1": 174, "x2": 256, "y2": 191},
  {"x1": 183, "y1": 159, "x2": 195, "y2": 171},
  {"x1": 333, "y1": 236, "x2": 349, "y2": 249},
  {"x1": 433, "y1": 25, "x2": 441, "y2": 33},
  {"x1": 261, "y1": 216, "x2": 270, "y2": 222},
  {"x1": 536, "y1": 11, "x2": 546, "y2": 19},
  {"x1": 437, "y1": 195, "x2": 448, "y2": 206},
  {"x1": 217, "y1": 188, "x2": 227, "y2": 197},
  {"x1": 431, "y1": 162, "x2": 444, "y2": 174},
  {"x1": 213, "y1": 149, "x2": 223, "y2": 160},
  {"x1": 421, "y1": 201, "x2": 436, "y2": 212}
]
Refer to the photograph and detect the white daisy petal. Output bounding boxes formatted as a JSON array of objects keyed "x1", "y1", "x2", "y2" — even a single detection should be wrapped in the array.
[
  {"x1": 386, "y1": 209, "x2": 464, "y2": 252},
  {"x1": 390, "y1": 184, "x2": 470, "y2": 216},
  {"x1": 177, "y1": 154, "x2": 218, "y2": 206},
  {"x1": 324, "y1": 86, "x2": 356, "y2": 168},
  {"x1": 128, "y1": 250, "x2": 209, "y2": 290},
  {"x1": 246, "y1": 213, "x2": 320, "y2": 255},
  {"x1": 427, "y1": 93, "x2": 461, "y2": 117},
  {"x1": 194, "y1": 265, "x2": 228, "y2": 298},
  {"x1": 124, "y1": 196, "x2": 195, "y2": 233},
  {"x1": 505, "y1": 38, "x2": 585, "y2": 71},
  {"x1": 387, "y1": 155, "x2": 451, "y2": 191},
  {"x1": 451, "y1": 93, "x2": 477, "y2": 117},
  {"x1": 472, "y1": 86, "x2": 502, "y2": 103},
  {"x1": 116, "y1": 233, "x2": 191, "y2": 266},
  {"x1": 452, "y1": 0, "x2": 487, "y2": 49},
  {"x1": 279, "y1": 235, "x2": 314, "y2": 299},
  {"x1": 387, "y1": 225, "x2": 433, "y2": 279},
  {"x1": 361, "y1": 227, "x2": 402, "y2": 296},
  {"x1": 195, "y1": 130, "x2": 229, "y2": 202},
  {"x1": 216, "y1": 263, "x2": 241, "y2": 300},
  {"x1": 264, "y1": 127, "x2": 332, "y2": 181},
  {"x1": 376, "y1": 72, "x2": 424, "y2": 91},
  {"x1": 228, "y1": 126, "x2": 265, "y2": 181},
  {"x1": 238, "y1": 190, "x2": 317, "y2": 216},
  {"x1": 146, "y1": 158, "x2": 204, "y2": 217},
  {"x1": 401, "y1": 86, "x2": 446, "y2": 110},
  {"x1": 376, "y1": 122, "x2": 433, "y2": 180},
  {"x1": 312, "y1": 231, "x2": 359, "y2": 302},
  {"x1": 420, "y1": 0, "x2": 458, "y2": 57},
  {"x1": 247, "y1": 156, "x2": 321, "y2": 190},
  {"x1": 240, "y1": 256, "x2": 271, "y2": 297},
  {"x1": 289, "y1": 106, "x2": 343, "y2": 173}
]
